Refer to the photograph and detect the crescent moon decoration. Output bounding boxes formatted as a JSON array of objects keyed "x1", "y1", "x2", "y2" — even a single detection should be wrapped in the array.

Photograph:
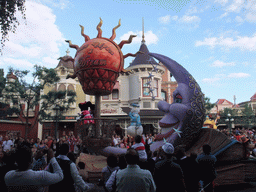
[{"x1": 149, "y1": 52, "x2": 205, "y2": 149}]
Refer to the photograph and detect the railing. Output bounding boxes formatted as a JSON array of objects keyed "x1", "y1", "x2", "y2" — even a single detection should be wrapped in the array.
[{"x1": 76, "y1": 118, "x2": 117, "y2": 149}]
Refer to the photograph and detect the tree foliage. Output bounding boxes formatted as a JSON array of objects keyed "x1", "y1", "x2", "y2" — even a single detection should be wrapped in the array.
[
  {"x1": 0, "y1": 0, "x2": 26, "y2": 53},
  {"x1": 219, "y1": 107, "x2": 237, "y2": 117},
  {"x1": 1, "y1": 65, "x2": 76, "y2": 139},
  {"x1": 242, "y1": 103, "x2": 254, "y2": 117},
  {"x1": 204, "y1": 96, "x2": 215, "y2": 114}
]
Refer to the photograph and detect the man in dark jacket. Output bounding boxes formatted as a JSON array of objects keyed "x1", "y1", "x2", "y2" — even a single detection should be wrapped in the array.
[
  {"x1": 197, "y1": 144, "x2": 217, "y2": 192},
  {"x1": 48, "y1": 143, "x2": 92, "y2": 192},
  {"x1": 153, "y1": 143, "x2": 186, "y2": 192}
]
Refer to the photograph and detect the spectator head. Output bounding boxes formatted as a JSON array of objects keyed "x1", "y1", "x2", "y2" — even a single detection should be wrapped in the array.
[
  {"x1": 174, "y1": 146, "x2": 186, "y2": 160},
  {"x1": 203, "y1": 144, "x2": 212, "y2": 155},
  {"x1": 118, "y1": 154, "x2": 127, "y2": 169},
  {"x1": 125, "y1": 148, "x2": 139, "y2": 165},
  {"x1": 107, "y1": 154, "x2": 118, "y2": 168},
  {"x1": 59, "y1": 143, "x2": 70, "y2": 155},
  {"x1": 67, "y1": 152, "x2": 76, "y2": 163},
  {"x1": 135, "y1": 135, "x2": 142, "y2": 143},
  {"x1": 162, "y1": 143, "x2": 175, "y2": 158},
  {"x1": 15, "y1": 145, "x2": 32, "y2": 171},
  {"x1": 190, "y1": 153, "x2": 197, "y2": 160},
  {"x1": 78, "y1": 162, "x2": 85, "y2": 170},
  {"x1": 35, "y1": 149, "x2": 44, "y2": 160}
]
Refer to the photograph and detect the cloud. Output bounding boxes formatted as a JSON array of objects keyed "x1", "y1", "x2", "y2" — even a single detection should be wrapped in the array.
[
  {"x1": 202, "y1": 77, "x2": 221, "y2": 84},
  {"x1": 159, "y1": 15, "x2": 201, "y2": 28},
  {"x1": 195, "y1": 33, "x2": 256, "y2": 51},
  {"x1": 227, "y1": 73, "x2": 250, "y2": 78},
  {"x1": 1, "y1": 58, "x2": 34, "y2": 69},
  {"x1": 1, "y1": 1, "x2": 65, "y2": 70},
  {"x1": 179, "y1": 15, "x2": 201, "y2": 23},
  {"x1": 211, "y1": 60, "x2": 235, "y2": 68},
  {"x1": 119, "y1": 31, "x2": 158, "y2": 45},
  {"x1": 214, "y1": 0, "x2": 229, "y2": 6},
  {"x1": 158, "y1": 15, "x2": 171, "y2": 24},
  {"x1": 202, "y1": 72, "x2": 250, "y2": 84},
  {"x1": 225, "y1": 0, "x2": 245, "y2": 13}
]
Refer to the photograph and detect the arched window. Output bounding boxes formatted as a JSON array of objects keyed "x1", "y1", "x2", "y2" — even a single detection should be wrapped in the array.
[
  {"x1": 58, "y1": 84, "x2": 66, "y2": 91},
  {"x1": 67, "y1": 84, "x2": 75, "y2": 91}
]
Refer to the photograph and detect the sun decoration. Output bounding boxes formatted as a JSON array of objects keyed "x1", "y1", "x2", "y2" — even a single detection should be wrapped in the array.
[{"x1": 66, "y1": 18, "x2": 141, "y2": 96}]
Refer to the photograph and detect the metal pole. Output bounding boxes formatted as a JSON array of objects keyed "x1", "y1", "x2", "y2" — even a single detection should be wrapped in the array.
[
  {"x1": 95, "y1": 95, "x2": 101, "y2": 138},
  {"x1": 55, "y1": 108, "x2": 58, "y2": 140}
]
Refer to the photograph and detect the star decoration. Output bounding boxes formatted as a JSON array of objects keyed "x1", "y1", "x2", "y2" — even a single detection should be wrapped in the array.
[
  {"x1": 148, "y1": 72, "x2": 154, "y2": 78},
  {"x1": 152, "y1": 64, "x2": 158, "y2": 72},
  {"x1": 173, "y1": 128, "x2": 182, "y2": 137},
  {"x1": 146, "y1": 81, "x2": 151, "y2": 86}
]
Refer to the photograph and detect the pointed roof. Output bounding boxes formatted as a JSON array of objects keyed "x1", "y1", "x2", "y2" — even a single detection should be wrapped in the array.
[
  {"x1": 56, "y1": 49, "x2": 74, "y2": 69},
  {"x1": 251, "y1": 93, "x2": 256, "y2": 101},
  {"x1": 216, "y1": 99, "x2": 233, "y2": 105},
  {"x1": 7, "y1": 72, "x2": 17, "y2": 80},
  {"x1": 129, "y1": 43, "x2": 158, "y2": 67}
]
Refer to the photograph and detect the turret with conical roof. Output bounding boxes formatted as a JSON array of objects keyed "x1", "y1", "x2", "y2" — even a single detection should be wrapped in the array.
[{"x1": 128, "y1": 18, "x2": 158, "y2": 67}]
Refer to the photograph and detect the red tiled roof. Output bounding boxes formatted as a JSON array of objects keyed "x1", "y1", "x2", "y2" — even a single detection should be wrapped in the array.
[
  {"x1": 251, "y1": 93, "x2": 256, "y2": 101},
  {"x1": 7, "y1": 72, "x2": 18, "y2": 80},
  {"x1": 216, "y1": 99, "x2": 233, "y2": 105}
]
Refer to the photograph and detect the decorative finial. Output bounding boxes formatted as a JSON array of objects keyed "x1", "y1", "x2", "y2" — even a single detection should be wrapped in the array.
[
  {"x1": 142, "y1": 17, "x2": 145, "y2": 44},
  {"x1": 66, "y1": 48, "x2": 70, "y2": 56}
]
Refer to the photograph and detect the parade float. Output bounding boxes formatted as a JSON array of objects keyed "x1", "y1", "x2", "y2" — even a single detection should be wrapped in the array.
[
  {"x1": 66, "y1": 18, "x2": 256, "y2": 186},
  {"x1": 66, "y1": 18, "x2": 140, "y2": 152}
]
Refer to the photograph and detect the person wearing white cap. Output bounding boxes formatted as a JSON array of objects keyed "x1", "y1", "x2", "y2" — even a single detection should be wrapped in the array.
[{"x1": 153, "y1": 142, "x2": 186, "y2": 192}]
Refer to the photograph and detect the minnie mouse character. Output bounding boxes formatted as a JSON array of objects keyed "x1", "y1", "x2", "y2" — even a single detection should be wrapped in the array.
[{"x1": 78, "y1": 101, "x2": 95, "y2": 124}]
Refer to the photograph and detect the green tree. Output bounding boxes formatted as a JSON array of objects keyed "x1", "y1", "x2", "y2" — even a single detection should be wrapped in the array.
[
  {"x1": 2, "y1": 65, "x2": 76, "y2": 139},
  {"x1": 0, "y1": 69, "x2": 6, "y2": 97},
  {"x1": 0, "y1": 0, "x2": 26, "y2": 53},
  {"x1": 219, "y1": 107, "x2": 237, "y2": 117},
  {"x1": 242, "y1": 103, "x2": 254, "y2": 117},
  {"x1": 204, "y1": 96, "x2": 215, "y2": 115}
]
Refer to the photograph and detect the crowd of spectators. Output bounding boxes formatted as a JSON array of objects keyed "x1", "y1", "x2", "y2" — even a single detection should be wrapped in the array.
[
  {"x1": 0, "y1": 132, "x2": 93, "y2": 192},
  {"x1": 102, "y1": 138, "x2": 216, "y2": 192},
  {"x1": 219, "y1": 127, "x2": 256, "y2": 158},
  {"x1": 111, "y1": 133, "x2": 155, "y2": 148}
]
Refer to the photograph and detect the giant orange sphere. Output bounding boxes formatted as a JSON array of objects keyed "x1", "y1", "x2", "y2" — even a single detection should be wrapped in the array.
[{"x1": 74, "y1": 38, "x2": 123, "y2": 95}]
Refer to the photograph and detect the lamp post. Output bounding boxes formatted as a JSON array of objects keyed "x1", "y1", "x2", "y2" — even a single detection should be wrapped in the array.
[
  {"x1": 53, "y1": 106, "x2": 60, "y2": 140},
  {"x1": 225, "y1": 113, "x2": 234, "y2": 134}
]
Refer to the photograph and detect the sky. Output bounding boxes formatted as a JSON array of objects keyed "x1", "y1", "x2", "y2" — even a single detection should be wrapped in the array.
[{"x1": 0, "y1": 0, "x2": 255, "y2": 105}]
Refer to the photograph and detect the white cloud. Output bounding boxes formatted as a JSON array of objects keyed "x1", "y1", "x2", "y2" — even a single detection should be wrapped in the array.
[
  {"x1": 179, "y1": 15, "x2": 201, "y2": 23},
  {"x1": 119, "y1": 31, "x2": 158, "y2": 45},
  {"x1": 214, "y1": 0, "x2": 229, "y2": 6},
  {"x1": 1, "y1": 1, "x2": 65, "y2": 70},
  {"x1": 235, "y1": 16, "x2": 244, "y2": 23},
  {"x1": 195, "y1": 33, "x2": 256, "y2": 51},
  {"x1": 159, "y1": 15, "x2": 201, "y2": 28},
  {"x1": 202, "y1": 72, "x2": 250, "y2": 84},
  {"x1": 211, "y1": 60, "x2": 235, "y2": 68},
  {"x1": 202, "y1": 77, "x2": 221, "y2": 83},
  {"x1": 227, "y1": 73, "x2": 250, "y2": 78},
  {"x1": 1, "y1": 58, "x2": 34, "y2": 69},
  {"x1": 158, "y1": 15, "x2": 171, "y2": 24},
  {"x1": 225, "y1": 0, "x2": 245, "y2": 13}
]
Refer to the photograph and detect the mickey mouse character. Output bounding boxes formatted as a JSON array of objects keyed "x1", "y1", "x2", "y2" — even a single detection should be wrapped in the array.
[{"x1": 78, "y1": 101, "x2": 95, "y2": 124}]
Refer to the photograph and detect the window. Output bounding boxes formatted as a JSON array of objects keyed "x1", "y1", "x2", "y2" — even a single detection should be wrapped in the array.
[
  {"x1": 142, "y1": 78, "x2": 158, "y2": 97},
  {"x1": 112, "y1": 89, "x2": 119, "y2": 100},
  {"x1": 102, "y1": 95, "x2": 109, "y2": 100},
  {"x1": 161, "y1": 90, "x2": 166, "y2": 101}
]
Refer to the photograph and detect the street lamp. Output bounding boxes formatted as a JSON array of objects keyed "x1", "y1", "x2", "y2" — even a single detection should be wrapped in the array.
[
  {"x1": 53, "y1": 106, "x2": 60, "y2": 140},
  {"x1": 225, "y1": 113, "x2": 234, "y2": 134}
]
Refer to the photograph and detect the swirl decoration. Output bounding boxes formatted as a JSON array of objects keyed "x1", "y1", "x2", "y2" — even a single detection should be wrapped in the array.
[{"x1": 179, "y1": 75, "x2": 205, "y2": 148}]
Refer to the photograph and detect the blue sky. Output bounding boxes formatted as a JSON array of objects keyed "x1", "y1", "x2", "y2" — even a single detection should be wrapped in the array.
[{"x1": 0, "y1": 0, "x2": 255, "y2": 105}]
